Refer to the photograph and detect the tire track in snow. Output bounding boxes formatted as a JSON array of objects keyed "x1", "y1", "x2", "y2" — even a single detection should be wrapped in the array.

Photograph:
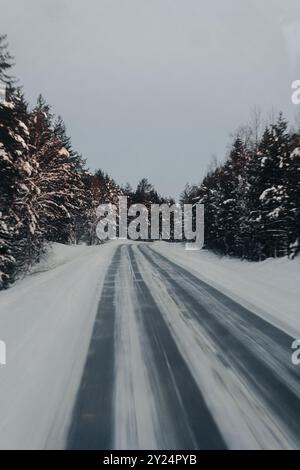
[
  {"x1": 139, "y1": 244, "x2": 300, "y2": 448},
  {"x1": 127, "y1": 245, "x2": 226, "y2": 449},
  {"x1": 66, "y1": 246, "x2": 122, "y2": 450},
  {"x1": 113, "y1": 246, "x2": 159, "y2": 449}
]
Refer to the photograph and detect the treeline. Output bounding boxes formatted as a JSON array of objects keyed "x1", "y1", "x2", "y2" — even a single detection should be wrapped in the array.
[
  {"x1": 0, "y1": 35, "x2": 170, "y2": 288},
  {"x1": 181, "y1": 114, "x2": 300, "y2": 260},
  {"x1": 91, "y1": 173, "x2": 173, "y2": 243},
  {"x1": 2, "y1": 31, "x2": 299, "y2": 291},
  {"x1": 0, "y1": 32, "x2": 117, "y2": 288}
]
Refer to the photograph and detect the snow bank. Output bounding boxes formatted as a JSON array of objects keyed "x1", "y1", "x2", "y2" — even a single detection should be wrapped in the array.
[
  {"x1": 0, "y1": 241, "x2": 119, "y2": 449},
  {"x1": 152, "y1": 243, "x2": 300, "y2": 338}
]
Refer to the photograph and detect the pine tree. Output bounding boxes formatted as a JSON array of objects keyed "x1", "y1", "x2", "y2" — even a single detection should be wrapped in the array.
[
  {"x1": 0, "y1": 36, "x2": 39, "y2": 287},
  {"x1": 93, "y1": 169, "x2": 122, "y2": 206},
  {"x1": 216, "y1": 137, "x2": 249, "y2": 256},
  {"x1": 196, "y1": 170, "x2": 223, "y2": 252},
  {"x1": 87, "y1": 169, "x2": 123, "y2": 244},
  {"x1": 53, "y1": 115, "x2": 87, "y2": 172},
  {"x1": 282, "y1": 134, "x2": 300, "y2": 257},
  {"x1": 29, "y1": 96, "x2": 88, "y2": 244},
  {"x1": 0, "y1": 90, "x2": 34, "y2": 287},
  {"x1": 53, "y1": 115, "x2": 91, "y2": 243},
  {"x1": 0, "y1": 34, "x2": 14, "y2": 86},
  {"x1": 246, "y1": 115, "x2": 290, "y2": 259}
]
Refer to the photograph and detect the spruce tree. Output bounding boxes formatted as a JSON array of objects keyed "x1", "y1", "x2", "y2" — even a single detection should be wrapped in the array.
[
  {"x1": 0, "y1": 91, "x2": 34, "y2": 286},
  {"x1": 0, "y1": 34, "x2": 14, "y2": 86},
  {"x1": 247, "y1": 115, "x2": 290, "y2": 258},
  {"x1": 29, "y1": 96, "x2": 88, "y2": 244}
]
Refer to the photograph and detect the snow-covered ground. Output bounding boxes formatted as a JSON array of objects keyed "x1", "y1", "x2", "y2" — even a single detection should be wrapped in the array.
[
  {"x1": 152, "y1": 242, "x2": 300, "y2": 339},
  {"x1": 0, "y1": 240, "x2": 299, "y2": 450},
  {"x1": 0, "y1": 242, "x2": 119, "y2": 449}
]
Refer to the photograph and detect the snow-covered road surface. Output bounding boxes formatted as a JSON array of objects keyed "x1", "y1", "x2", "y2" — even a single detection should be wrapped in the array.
[
  {"x1": 66, "y1": 244, "x2": 300, "y2": 450},
  {"x1": 0, "y1": 241, "x2": 299, "y2": 449}
]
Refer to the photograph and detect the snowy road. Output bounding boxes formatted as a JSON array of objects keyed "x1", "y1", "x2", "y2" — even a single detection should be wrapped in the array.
[{"x1": 66, "y1": 244, "x2": 300, "y2": 450}]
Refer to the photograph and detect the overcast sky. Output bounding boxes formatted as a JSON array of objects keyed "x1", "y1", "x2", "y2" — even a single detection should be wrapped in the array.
[{"x1": 1, "y1": 0, "x2": 300, "y2": 197}]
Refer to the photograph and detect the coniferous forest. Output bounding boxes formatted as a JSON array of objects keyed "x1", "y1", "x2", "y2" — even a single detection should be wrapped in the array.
[
  {"x1": 180, "y1": 117, "x2": 300, "y2": 261},
  {"x1": 0, "y1": 35, "x2": 173, "y2": 288},
  {"x1": 1, "y1": 33, "x2": 300, "y2": 290}
]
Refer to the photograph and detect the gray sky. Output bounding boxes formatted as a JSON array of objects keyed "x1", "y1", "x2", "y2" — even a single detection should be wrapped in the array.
[{"x1": 1, "y1": 0, "x2": 300, "y2": 197}]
